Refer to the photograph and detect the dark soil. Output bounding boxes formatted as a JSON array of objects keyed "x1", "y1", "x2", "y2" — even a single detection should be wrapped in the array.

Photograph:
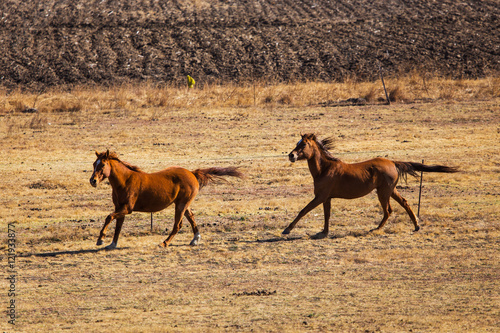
[{"x1": 1, "y1": 0, "x2": 498, "y2": 90}]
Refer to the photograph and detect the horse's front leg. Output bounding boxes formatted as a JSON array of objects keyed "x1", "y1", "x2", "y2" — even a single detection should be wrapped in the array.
[
  {"x1": 282, "y1": 196, "x2": 325, "y2": 235},
  {"x1": 312, "y1": 198, "x2": 331, "y2": 239},
  {"x1": 96, "y1": 205, "x2": 132, "y2": 248},
  {"x1": 97, "y1": 214, "x2": 114, "y2": 246},
  {"x1": 106, "y1": 217, "x2": 125, "y2": 250}
]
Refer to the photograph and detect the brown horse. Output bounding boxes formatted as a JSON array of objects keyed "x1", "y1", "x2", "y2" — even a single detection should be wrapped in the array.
[
  {"x1": 283, "y1": 134, "x2": 458, "y2": 238},
  {"x1": 90, "y1": 150, "x2": 243, "y2": 249}
]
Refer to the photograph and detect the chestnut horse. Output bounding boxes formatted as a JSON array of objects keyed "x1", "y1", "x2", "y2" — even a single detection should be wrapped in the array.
[
  {"x1": 283, "y1": 134, "x2": 458, "y2": 238},
  {"x1": 90, "y1": 150, "x2": 242, "y2": 249}
]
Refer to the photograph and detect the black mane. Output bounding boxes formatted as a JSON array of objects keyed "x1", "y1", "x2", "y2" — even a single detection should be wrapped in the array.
[{"x1": 315, "y1": 136, "x2": 340, "y2": 162}]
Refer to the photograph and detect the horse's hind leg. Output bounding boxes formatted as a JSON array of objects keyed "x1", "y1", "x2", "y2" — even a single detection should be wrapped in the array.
[
  {"x1": 161, "y1": 203, "x2": 187, "y2": 247},
  {"x1": 372, "y1": 188, "x2": 392, "y2": 231},
  {"x1": 391, "y1": 189, "x2": 420, "y2": 231},
  {"x1": 184, "y1": 208, "x2": 201, "y2": 246}
]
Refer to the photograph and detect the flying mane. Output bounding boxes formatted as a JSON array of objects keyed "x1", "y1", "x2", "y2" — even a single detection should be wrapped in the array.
[{"x1": 314, "y1": 136, "x2": 340, "y2": 162}]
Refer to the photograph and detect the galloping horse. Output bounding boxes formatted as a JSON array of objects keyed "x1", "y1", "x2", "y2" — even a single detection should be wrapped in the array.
[
  {"x1": 283, "y1": 134, "x2": 458, "y2": 238},
  {"x1": 90, "y1": 150, "x2": 243, "y2": 249}
]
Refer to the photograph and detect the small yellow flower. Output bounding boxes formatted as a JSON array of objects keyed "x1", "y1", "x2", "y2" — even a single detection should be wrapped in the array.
[{"x1": 187, "y1": 75, "x2": 195, "y2": 88}]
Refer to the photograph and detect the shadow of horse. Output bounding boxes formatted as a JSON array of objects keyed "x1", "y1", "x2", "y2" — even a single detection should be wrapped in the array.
[
  {"x1": 18, "y1": 247, "x2": 130, "y2": 258},
  {"x1": 19, "y1": 231, "x2": 374, "y2": 257},
  {"x1": 255, "y1": 236, "x2": 303, "y2": 243},
  {"x1": 254, "y1": 229, "x2": 373, "y2": 243},
  {"x1": 330, "y1": 230, "x2": 372, "y2": 239}
]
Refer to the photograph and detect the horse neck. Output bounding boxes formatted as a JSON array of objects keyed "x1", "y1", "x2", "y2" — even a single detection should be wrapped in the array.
[{"x1": 108, "y1": 159, "x2": 134, "y2": 188}]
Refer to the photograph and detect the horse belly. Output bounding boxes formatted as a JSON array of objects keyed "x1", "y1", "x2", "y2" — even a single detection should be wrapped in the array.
[
  {"x1": 333, "y1": 187, "x2": 375, "y2": 199},
  {"x1": 133, "y1": 182, "x2": 178, "y2": 213},
  {"x1": 134, "y1": 199, "x2": 173, "y2": 213},
  {"x1": 328, "y1": 177, "x2": 377, "y2": 199}
]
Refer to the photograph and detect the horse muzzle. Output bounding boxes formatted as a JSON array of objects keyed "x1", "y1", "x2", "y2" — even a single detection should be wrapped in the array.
[
  {"x1": 289, "y1": 152, "x2": 297, "y2": 163},
  {"x1": 89, "y1": 176, "x2": 98, "y2": 187}
]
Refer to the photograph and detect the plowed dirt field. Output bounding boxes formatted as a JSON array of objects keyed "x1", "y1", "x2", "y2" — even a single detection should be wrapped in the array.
[{"x1": 1, "y1": 0, "x2": 499, "y2": 89}]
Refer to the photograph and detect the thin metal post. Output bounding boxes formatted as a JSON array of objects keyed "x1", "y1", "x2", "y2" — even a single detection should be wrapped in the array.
[
  {"x1": 379, "y1": 64, "x2": 390, "y2": 105},
  {"x1": 151, "y1": 212, "x2": 153, "y2": 232},
  {"x1": 417, "y1": 159, "x2": 424, "y2": 218}
]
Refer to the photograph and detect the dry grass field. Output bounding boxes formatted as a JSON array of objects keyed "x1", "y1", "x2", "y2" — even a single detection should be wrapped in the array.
[{"x1": 1, "y1": 78, "x2": 499, "y2": 332}]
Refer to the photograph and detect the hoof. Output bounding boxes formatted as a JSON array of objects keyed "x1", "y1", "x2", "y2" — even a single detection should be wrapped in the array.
[
  {"x1": 104, "y1": 242, "x2": 116, "y2": 250},
  {"x1": 159, "y1": 242, "x2": 168, "y2": 248},
  {"x1": 414, "y1": 225, "x2": 420, "y2": 232},
  {"x1": 189, "y1": 233, "x2": 201, "y2": 246},
  {"x1": 282, "y1": 228, "x2": 291, "y2": 235},
  {"x1": 96, "y1": 239, "x2": 103, "y2": 246}
]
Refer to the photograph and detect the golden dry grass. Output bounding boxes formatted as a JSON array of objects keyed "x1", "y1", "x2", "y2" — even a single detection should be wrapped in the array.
[
  {"x1": 0, "y1": 78, "x2": 499, "y2": 332},
  {"x1": 1, "y1": 75, "x2": 499, "y2": 115}
]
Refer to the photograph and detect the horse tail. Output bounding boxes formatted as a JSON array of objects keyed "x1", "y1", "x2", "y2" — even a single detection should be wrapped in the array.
[
  {"x1": 394, "y1": 161, "x2": 458, "y2": 181},
  {"x1": 192, "y1": 167, "x2": 243, "y2": 189}
]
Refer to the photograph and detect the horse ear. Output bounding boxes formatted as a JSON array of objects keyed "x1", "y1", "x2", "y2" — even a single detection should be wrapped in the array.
[
  {"x1": 95, "y1": 150, "x2": 100, "y2": 157},
  {"x1": 105, "y1": 149, "x2": 110, "y2": 158}
]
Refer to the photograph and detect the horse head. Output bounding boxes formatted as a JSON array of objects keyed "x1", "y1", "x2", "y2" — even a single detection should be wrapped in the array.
[
  {"x1": 289, "y1": 133, "x2": 317, "y2": 162},
  {"x1": 90, "y1": 150, "x2": 112, "y2": 187}
]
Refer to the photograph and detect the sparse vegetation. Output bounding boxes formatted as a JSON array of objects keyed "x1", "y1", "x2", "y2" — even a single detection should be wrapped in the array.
[
  {"x1": 0, "y1": 78, "x2": 498, "y2": 331},
  {"x1": 1, "y1": 0, "x2": 498, "y2": 330},
  {"x1": 1, "y1": 76, "x2": 498, "y2": 118}
]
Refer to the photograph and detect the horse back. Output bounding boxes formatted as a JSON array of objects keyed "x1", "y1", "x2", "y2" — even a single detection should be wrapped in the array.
[
  {"x1": 130, "y1": 167, "x2": 200, "y2": 212},
  {"x1": 349, "y1": 157, "x2": 399, "y2": 184},
  {"x1": 147, "y1": 166, "x2": 199, "y2": 197},
  {"x1": 321, "y1": 158, "x2": 398, "y2": 199}
]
